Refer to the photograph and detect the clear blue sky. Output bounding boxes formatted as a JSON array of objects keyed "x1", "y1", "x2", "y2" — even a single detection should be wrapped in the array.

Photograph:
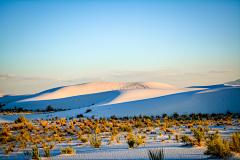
[{"x1": 0, "y1": 0, "x2": 239, "y2": 94}]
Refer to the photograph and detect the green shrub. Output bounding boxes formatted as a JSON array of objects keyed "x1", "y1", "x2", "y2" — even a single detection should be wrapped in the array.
[
  {"x1": 148, "y1": 148, "x2": 164, "y2": 160},
  {"x1": 61, "y1": 146, "x2": 75, "y2": 154},
  {"x1": 15, "y1": 116, "x2": 28, "y2": 123},
  {"x1": 204, "y1": 137, "x2": 231, "y2": 159}
]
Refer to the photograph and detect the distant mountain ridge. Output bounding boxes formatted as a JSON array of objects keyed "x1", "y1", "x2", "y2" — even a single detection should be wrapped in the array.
[{"x1": 225, "y1": 79, "x2": 240, "y2": 85}]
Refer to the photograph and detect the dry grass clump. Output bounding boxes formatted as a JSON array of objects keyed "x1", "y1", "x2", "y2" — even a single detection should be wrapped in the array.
[{"x1": 61, "y1": 146, "x2": 75, "y2": 154}]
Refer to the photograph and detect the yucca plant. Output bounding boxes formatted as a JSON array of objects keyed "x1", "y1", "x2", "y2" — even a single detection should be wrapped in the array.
[{"x1": 148, "y1": 148, "x2": 164, "y2": 160}]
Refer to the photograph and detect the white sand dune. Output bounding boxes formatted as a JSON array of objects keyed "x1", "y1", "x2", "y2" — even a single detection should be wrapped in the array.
[{"x1": 0, "y1": 82, "x2": 239, "y2": 123}]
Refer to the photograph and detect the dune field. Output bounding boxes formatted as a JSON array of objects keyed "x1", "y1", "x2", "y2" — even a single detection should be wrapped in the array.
[{"x1": 0, "y1": 82, "x2": 239, "y2": 160}]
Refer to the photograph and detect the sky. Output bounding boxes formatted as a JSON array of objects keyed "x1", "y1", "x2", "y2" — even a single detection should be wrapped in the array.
[{"x1": 0, "y1": 0, "x2": 239, "y2": 94}]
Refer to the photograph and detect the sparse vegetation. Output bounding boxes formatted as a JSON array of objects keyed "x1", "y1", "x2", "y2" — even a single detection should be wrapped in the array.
[
  {"x1": 61, "y1": 146, "x2": 76, "y2": 154},
  {"x1": 148, "y1": 148, "x2": 164, "y2": 160},
  {"x1": 0, "y1": 112, "x2": 238, "y2": 159}
]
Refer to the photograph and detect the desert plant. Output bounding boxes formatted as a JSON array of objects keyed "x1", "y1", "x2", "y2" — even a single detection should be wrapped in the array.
[
  {"x1": 89, "y1": 134, "x2": 102, "y2": 148},
  {"x1": 61, "y1": 146, "x2": 76, "y2": 154},
  {"x1": 116, "y1": 136, "x2": 121, "y2": 143},
  {"x1": 136, "y1": 134, "x2": 144, "y2": 147},
  {"x1": 32, "y1": 145, "x2": 40, "y2": 160},
  {"x1": 204, "y1": 137, "x2": 231, "y2": 159},
  {"x1": 175, "y1": 134, "x2": 179, "y2": 142},
  {"x1": 168, "y1": 134, "x2": 171, "y2": 139},
  {"x1": 85, "y1": 109, "x2": 92, "y2": 113},
  {"x1": 207, "y1": 134, "x2": 220, "y2": 143},
  {"x1": 15, "y1": 116, "x2": 27, "y2": 123},
  {"x1": 127, "y1": 134, "x2": 136, "y2": 148},
  {"x1": 77, "y1": 114, "x2": 84, "y2": 118},
  {"x1": 148, "y1": 148, "x2": 164, "y2": 160},
  {"x1": 23, "y1": 150, "x2": 32, "y2": 157},
  {"x1": 46, "y1": 105, "x2": 54, "y2": 112},
  {"x1": 181, "y1": 134, "x2": 191, "y2": 145},
  {"x1": 42, "y1": 147, "x2": 50, "y2": 157},
  {"x1": 229, "y1": 132, "x2": 240, "y2": 153},
  {"x1": 193, "y1": 129, "x2": 205, "y2": 146},
  {"x1": 80, "y1": 137, "x2": 88, "y2": 143}
]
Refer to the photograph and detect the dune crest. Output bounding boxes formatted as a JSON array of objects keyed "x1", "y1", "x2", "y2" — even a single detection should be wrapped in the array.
[{"x1": 20, "y1": 81, "x2": 178, "y2": 101}]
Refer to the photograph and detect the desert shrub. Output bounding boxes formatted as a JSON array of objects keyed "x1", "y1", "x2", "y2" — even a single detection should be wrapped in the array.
[
  {"x1": 175, "y1": 134, "x2": 179, "y2": 142},
  {"x1": 207, "y1": 134, "x2": 220, "y2": 143},
  {"x1": 46, "y1": 105, "x2": 54, "y2": 112},
  {"x1": 85, "y1": 109, "x2": 92, "y2": 113},
  {"x1": 193, "y1": 129, "x2": 205, "y2": 146},
  {"x1": 204, "y1": 126, "x2": 210, "y2": 133},
  {"x1": 127, "y1": 134, "x2": 136, "y2": 148},
  {"x1": 119, "y1": 124, "x2": 133, "y2": 132},
  {"x1": 81, "y1": 137, "x2": 88, "y2": 143},
  {"x1": 229, "y1": 132, "x2": 240, "y2": 153},
  {"x1": 168, "y1": 134, "x2": 171, "y2": 139},
  {"x1": 32, "y1": 145, "x2": 40, "y2": 160},
  {"x1": 89, "y1": 134, "x2": 102, "y2": 148},
  {"x1": 181, "y1": 134, "x2": 191, "y2": 145},
  {"x1": 77, "y1": 114, "x2": 84, "y2": 118},
  {"x1": 204, "y1": 137, "x2": 231, "y2": 158},
  {"x1": 15, "y1": 116, "x2": 27, "y2": 123},
  {"x1": 136, "y1": 134, "x2": 144, "y2": 147},
  {"x1": 116, "y1": 136, "x2": 121, "y2": 143},
  {"x1": 50, "y1": 144, "x2": 54, "y2": 149},
  {"x1": 42, "y1": 147, "x2": 50, "y2": 157},
  {"x1": 148, "y1": 148, "x2": 164, "y2": 160},
  {"x1": 61, "y1": 146, "x2": 75, "y2": 154},
  {"x1": 23, "y1": 150, "x2": 32, "y2": 157}
]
